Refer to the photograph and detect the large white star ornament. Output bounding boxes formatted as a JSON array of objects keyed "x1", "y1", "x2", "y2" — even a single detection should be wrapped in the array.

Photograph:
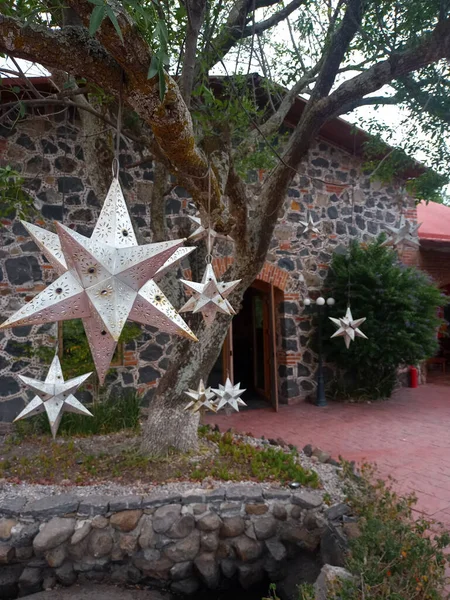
[
  {"x1": 381, "y1": 217, "x2": 422, "y2": 249},
  {"x1": 212, "y1": 377, "x2": 247, "y2": 412},
  {"x1": 14, "y1": 353, "x2": 92, "y2": 439},
  {"x1": 179, "y1": 264, "x2": 241, "y2": 327},
  {"x1": 0, "y1": 178, "x2": 197, "y2": 383},
  {"x1": 299, "y1": 213, "x2": 320, "y2": 234},
  {"x1": 184, "y1": 379, "x2": 217, "y2": 413},
  {"x1": 187, "y1": 214, "x2": 233, "y2": 252},
  {"x1": 329, "y1": 307, "x2": 368, "y2": 349}
]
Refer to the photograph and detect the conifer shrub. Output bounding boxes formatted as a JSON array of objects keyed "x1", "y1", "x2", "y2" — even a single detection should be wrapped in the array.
[{"x1": 323, "y1": 238, "x2": 443, "y2": 399}]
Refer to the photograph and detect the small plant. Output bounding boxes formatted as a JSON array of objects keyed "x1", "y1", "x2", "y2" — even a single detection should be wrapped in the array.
[
  {"x1": 262, "y1": 583, "x2": 280, "y2": 600},
  {"x1": 323, "y1": 239, "x2": 444, "y2": 400}
]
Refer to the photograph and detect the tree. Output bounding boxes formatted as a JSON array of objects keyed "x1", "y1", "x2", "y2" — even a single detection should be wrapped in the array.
[
  {"x1": 323, "y1": 239, "x2": 443, "y2": 399},
  {"x1": 1, "y1": 0, "x2": 450, "y2": 454}
]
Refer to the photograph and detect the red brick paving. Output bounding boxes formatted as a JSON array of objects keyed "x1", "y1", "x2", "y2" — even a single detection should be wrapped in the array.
[{"x1": 205, "y1": 383, "x2": 450, "y2": 527}]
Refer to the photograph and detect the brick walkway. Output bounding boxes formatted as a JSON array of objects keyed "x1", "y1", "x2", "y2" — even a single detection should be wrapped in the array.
[{"x1": 205, "y1": 383, "x2": 450, "y2": 528}]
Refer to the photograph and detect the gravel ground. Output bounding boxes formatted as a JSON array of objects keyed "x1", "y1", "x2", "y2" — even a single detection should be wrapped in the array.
[{"x1": 0, "y1": 432, "x2": 346, "y2": 505}]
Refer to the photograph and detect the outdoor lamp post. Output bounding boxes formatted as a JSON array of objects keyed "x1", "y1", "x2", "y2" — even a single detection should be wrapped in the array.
[{"x1": 304, "y1": 296, "x2": 335, "y2": 407}]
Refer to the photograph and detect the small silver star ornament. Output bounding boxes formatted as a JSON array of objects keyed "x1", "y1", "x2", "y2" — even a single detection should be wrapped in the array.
[
  {"x1": 0, "y1": 178, "x2": 197, "y2": 383},
  {"x1": 381, "y1": 216, "x2": 422, "y2": 249},
  {"x1": 180, "y1": 264, "x2": 241, "y2": 326},
  {"x1": 14, "y1": 353, "x2": 93, "y2": 438},
  {"x1": 184, "y1": 379, "x2": 217, "y2": 413},
  {"x1": 329, "y1": 306, "x2": 368, "y2": 349},
  {"x1": 188, "y1": 214, "x2": 233, "y2": 253},
  {"x1": 212, "y1": 377, "x2": 247, "y2": 412},
  {"x1": 299, "y1": 213, "x2": 320, "y2": 234}
]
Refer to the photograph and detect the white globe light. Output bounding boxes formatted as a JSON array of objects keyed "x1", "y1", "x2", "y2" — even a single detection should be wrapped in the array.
[
  {"x1": 304, "y1": 298, "x2": 311, "y2": 306},
  {"x1": 316, "y1": 297, "x2": 325, "y2": 306},
  {"x1": 327, "y1": 297, "x2": 335, "y2": 306}
]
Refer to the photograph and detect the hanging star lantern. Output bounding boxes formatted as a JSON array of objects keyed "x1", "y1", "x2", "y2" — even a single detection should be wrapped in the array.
[
  {"x1": 0, "y1": 178, "x2": 198, "y2": 383},
  {"x1": 329, "y1": 307, "x2": 368, "y2": 349},
  {"x1": 184, "y1": 379, "x2": 217, "y2": 413},
  {"x1": 179, "y1": 263, "x2": 241, "y2": 326},
  {"x1": 14, "y1": 353, "x2": 92, "y2": 438},
  {"x1": 212, "y1": 377, "x2": 246, "y2": 412},
  {"x1": 381, "y1": 216, "x2": 422, "y2": 249},
  {"x1": 187, "y1": 214, "x2": 233, "y2": 252},
  {"x1": 299, "y1": 213, "x2": 320, "y2": 234}
]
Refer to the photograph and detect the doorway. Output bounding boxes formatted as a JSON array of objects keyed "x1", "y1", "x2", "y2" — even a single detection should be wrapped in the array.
[{"x1": 209, "y1": 282, "x2": 278, "y2": 410}]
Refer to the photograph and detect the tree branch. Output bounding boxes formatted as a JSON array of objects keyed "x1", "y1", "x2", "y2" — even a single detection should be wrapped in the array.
[
  {"x1": 180, "y1": 0, "x2": 207, "y2": 106},
  {"x1": 241, "y1": 0, "x2": 305, "y2": 36}
]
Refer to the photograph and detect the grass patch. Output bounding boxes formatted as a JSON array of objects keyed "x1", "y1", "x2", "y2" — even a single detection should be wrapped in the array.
[
  {"x1": 0, "y1": 425, "x2": 319, "y2": 488},
  {"x1": 13, "y1": 390, "x2": 141, "y2": 438},
  {"x1": 298, "y1": 462, "x2": 450, "y2": 600}
]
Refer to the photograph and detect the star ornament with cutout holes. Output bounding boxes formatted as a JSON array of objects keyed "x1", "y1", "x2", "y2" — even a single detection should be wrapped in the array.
[
  {"x1": 381, "y1": 217, "x2": 422, "y2": 249},
  {"x1": 329, "y1": 307, "x2": 368, "y2": 349},
  {"x1": 0, "y1": 178, "x2": 197, "y2": 383},
  {"x1": 14, "y1": 353, "x2": 93, "y2": 439},
  {"x1": 184, "y1": 379, "x2": 217, "y2": 413},
  {"x1": 179, "y1": 263, "x2": 241, "y2": 327},
  {"x1": 187, "y1": 214, "x2": 233, "y2": 253},
  {"x1": 212, "y1": 377, "x2": 247, "y2": 412},
  {"x1": 299, "y1": 213, "x2": 320, "y2": 235}
]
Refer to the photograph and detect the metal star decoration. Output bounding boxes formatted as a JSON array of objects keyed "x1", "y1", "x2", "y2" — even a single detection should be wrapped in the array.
[
  {"x1": 329, "y1": 307, "x2": 368, "y2": 349},
  {"x1": 299, "y1": 213, "x2": 320, "y2": 234},
  {"x1": 0, "y1": 178, "x2": 197, "y2": 383},
  {"x1": 212, "y1": 377, "x2": 247, "y2": 412},
  {"x1": 179, "y1": 263, "x2": 241, "y2": 326},
  {"x1": 187, "y1": 214, "x2": 233, "y2": 253},
  {"x1": 14, "y1": 353, "x2": 93, "y2": 438},
  {"x1": 184, "y1": 379, "x2": 217, "y2": 413},
  {"x1": 381, "y1": 216, "x2": 422, "y2": 248}
]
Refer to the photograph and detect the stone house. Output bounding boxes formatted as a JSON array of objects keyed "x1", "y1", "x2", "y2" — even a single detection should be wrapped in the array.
[{"x1": 0, "y1": 77, "x2": 423, "y2": 420}]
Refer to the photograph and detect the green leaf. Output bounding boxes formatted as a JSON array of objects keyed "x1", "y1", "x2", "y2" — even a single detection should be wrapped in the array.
[
  {"x1": 105, "y1": 6, "x2": 124, "y2": 43},
  {"x1": 89, "y1": 4, "x2": 106, "y2": 37},
  {"x1": 147, "y1": 55, "x2": 159, "y2": 80}
]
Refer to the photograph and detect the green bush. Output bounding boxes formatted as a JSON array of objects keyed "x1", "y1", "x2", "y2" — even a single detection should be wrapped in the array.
[
  {"x1": 298, "y1": 463, "x2": 450, "y2": 600},
  {"x1": 14, "y1": 389, "x2": 141, "y2": 437},
  {"x1": 323, "y1": 238, "x2": 444, "y2": 399}
]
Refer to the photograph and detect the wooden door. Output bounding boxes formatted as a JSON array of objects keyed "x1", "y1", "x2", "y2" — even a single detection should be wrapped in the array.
[
  {"x1": 269, "y1": 284, "x2": 279, "y2": 411},
  {"x1": 222, "y1": 322, "x2": 234, "y2": 383}
]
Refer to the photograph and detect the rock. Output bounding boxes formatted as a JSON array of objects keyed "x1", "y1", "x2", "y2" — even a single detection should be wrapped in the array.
[
  {"x1": 71, "y1": 521, "x2": 92, "y2": 545},
  {"x1": 254, "y1": 516, "x2": 277, "y2": 540},
  {"x1": 78, "y1": 496, "x2": 110, "y2": 516},
  {"x1": 45, "y1": 543, "x2": 67, "y2": 567},
  {"x1": 133, "y1": 548, "x2": 161, "y2": 571},
  {"x1": 88, "y1": 529, "x2": 113, "y2": 558},
  {"x1": 43, "y1": 574, "x2": 57, "y2": 590},
  {"x1": 120, "y1": 534, "x2": 138, "y2": 555},
  {"x1": 303, "y1": 444, "x2": 313, "y2": 457},
  {"x1": 15, "y1": 546, "x2": 33, "y2": 560},
  {"x1": 167, "y1": 514, "x2": 195, "y2": 539},
  {"x1": 280, "y1": 522, "x2": 321, "y2": 551},
  {"x1": 109, "y1": 496, "x2": 142, "y2": 511},
  {"x1": 24, "y1": 495, "x2": 79, "y2": 518},
  {"x1": 192, "y1": 504, "x2": 207, "y2": 515},
  {"x1": 142, "y1": 492, "x2": 181, "y2": 508},
  {"x1": 200, "y1": 532, "x2": 219, "y2": 552},
  {"x1": 18, "y1": 567, "x2": 43, "y2": 595},
  {"x1": 195, "y1": 553, "x2": 220, "y2": 588},
  {"x1": 238, "y1": 562, "x2": 265, "y2": 589},
  {"x1": 291, "y1": 490, "x2": 323, "y2": 509},
  {"x1": 233, "y1": 536, "x2": 263, "y2": 562},
  {"x1": 0, "y1": 519, "x2": 16, "y2": 541},
  {"x1": 314, "y1": 564, "x2": 354, "y2": 600},
  {"x1": 33, "y1": 517, "x2": 75, "y2": 553},
  {"x1": 320, "y1": 524, "x2": 348, "y2": 567},
  {"x1": 171, "y1": 577, "x2": 199, "y2": 595},
  {"x1": 264, "y1": 488, "x2": 292, "y2": 500},
  {"x1": 67, "y1": 537, "x2": 89, "y2": 562},
  {"x1": 153, "y1": 504, "x2": 182, "y2": 534},
  {"x1": 164, "y1": 530, "x2": 200, "y2": 563},
  {"x1": 226, "y1": 485, "x2": 263, "y2": 502},
  {"x1": 138, "y1": 515, "x2": 155, "y2": 549},
  {"x1": 0, "y1": 544, "x2": 15, "y2": 563},
  {"x1": 91, "y1": 515, "x2": 109, "y2": 529},
  {"x1": 137, "y1": 555, "x2": 173, "y2": 580},
  {"x1": 273, "y1": 504, "x2": 287, "y2": 520},
  {"x1": 246, "y1": 503, "x2": 268, "y2": 515},
  {"x1": 197, "y1": 512, "x2": 222, "y2": 531},
  {"x1": 0, "y1": 497, "x2": 27, "y2": 517},
  {"x1": 220, "y1": 558, "x2": 237, "y2": 579},
  {"x1": 343, "y1": 522, "x2": 361, "y2": 540},
  {"x1": 170, "y1": 561, "x2": 193, "y2": 581},
  {"x1": 220, "y1": 516, "x2": 245, "y2": 538},
  {"x1": 325, "y1": 503, "x2": 351, "y2": 521},
  {"x1": 55, "y1": 561, "x2": 77, "y2": 586},
  {"x1": 110, "y1": 509, "x2": 142, "y2": 532},
  {"x1": 265, "y1": 539, "x2": 287, "y2": 562},
  {"x1": 312, "y1": 448, "x2": 331, "y2": 463}
]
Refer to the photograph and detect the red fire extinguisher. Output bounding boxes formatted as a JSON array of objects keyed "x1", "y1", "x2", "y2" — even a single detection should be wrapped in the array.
[{"x1": 409, "y1": 366, "x2": 418, "y2": 388}]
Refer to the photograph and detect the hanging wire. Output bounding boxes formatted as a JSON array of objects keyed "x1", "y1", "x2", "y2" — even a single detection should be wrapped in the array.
[{"x1": 347, "y1": 184, "x2": 355, "y2": 308}]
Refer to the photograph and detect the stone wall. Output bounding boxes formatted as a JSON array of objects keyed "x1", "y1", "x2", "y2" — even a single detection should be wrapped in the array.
[
  {"x1": 0, "y1": 484, "x2": 348, "y2": 598},
  {"x1": 0, "y1": 109, "x2": 419, "y2": 417}
]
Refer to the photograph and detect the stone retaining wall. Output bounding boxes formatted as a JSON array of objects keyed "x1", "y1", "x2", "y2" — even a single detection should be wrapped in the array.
[{"x1": 0, "y1": 484, "x2": 343, "y2": 599}]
